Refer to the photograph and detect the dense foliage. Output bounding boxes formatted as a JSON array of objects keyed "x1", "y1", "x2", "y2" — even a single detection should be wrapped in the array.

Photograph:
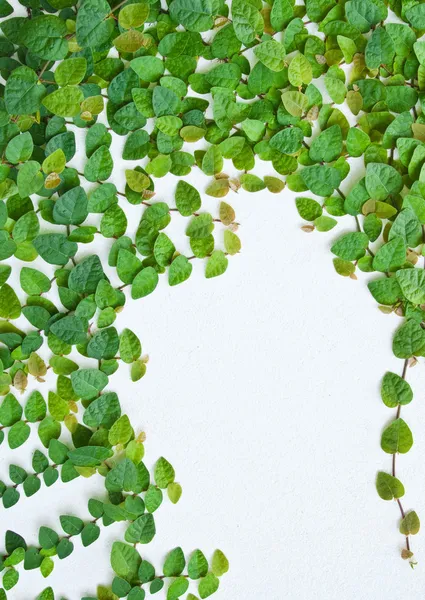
[{"x1": 0, "y1": 0, "x2": 424, "y2": 595}]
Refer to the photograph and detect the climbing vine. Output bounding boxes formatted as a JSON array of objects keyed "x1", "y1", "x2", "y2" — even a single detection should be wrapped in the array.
[{"x1": 0, "y1": 0, "x2": 424, "y2": 596}]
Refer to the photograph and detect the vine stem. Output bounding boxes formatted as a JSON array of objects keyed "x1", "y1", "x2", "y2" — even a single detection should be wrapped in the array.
[
  {"x1": 74, "y1": 172, "x2": 239, "y2": 225},
  {"x1": 109, "y1": 0, "x2": 128, "y2": 13},
  {"x1": 393, "y1": 359, "x2": 411, "y2": 555},
  {"x1": 37, "y1": 60, "x2": 50, "y2": 80}
]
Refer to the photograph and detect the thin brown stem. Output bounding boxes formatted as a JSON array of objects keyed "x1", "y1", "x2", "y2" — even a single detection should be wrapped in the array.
[
  {"x1": 422, "y1": 226, "x2": 425, "y2": 269},
  {"x1": 354, "y1": 215, "x2": 361, "y2": 232},
  {"x1": 336, "y1": 188, "x2": 346, "y2": 200},
  {"x1": 109, "y1": 0, "x2": 128, "y2": 13},
  {"x1": 392, "y1": 359, "x2": 411, "y2": 554},
  {"x1": 38, "y1": 61, "x2": 50, "y2": 80},
  {"x1": 110, "y1": 0, "x2": 127, "y2": 15}
]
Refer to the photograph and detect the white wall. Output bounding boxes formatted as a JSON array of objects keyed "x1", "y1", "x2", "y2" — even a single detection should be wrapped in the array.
[{"x1": 3, "y1": 150, "x2": 425, "y2": 599}]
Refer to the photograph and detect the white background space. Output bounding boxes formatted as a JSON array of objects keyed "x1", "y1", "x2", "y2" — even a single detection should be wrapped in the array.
[{"x1": 3, "y1": 148, "x2": 425, "y2": 600}]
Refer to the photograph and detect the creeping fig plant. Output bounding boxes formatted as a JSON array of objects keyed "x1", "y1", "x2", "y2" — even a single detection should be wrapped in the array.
[{"x1": 0, "y1": 0, "x2": 424, "y2": 596}]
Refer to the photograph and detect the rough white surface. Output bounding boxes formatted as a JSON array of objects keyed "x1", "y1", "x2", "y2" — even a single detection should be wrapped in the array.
[
  {"x1": 3, "y1": 163, "x2": 425, "y2": 600},
  {"x1": 1, "y1": 97, "x2": 425, "y2": 598}
]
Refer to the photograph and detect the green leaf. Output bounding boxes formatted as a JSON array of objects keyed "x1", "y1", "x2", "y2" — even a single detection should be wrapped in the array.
[
  {"x1": 381, "y1": 372, "x2": 413, "y2": 408},
  {"x1": 24, "y1": 15, "x2": 67, "y2": 60},
  {"x1": 187, "y1": 214, "x2": 214, "y2": 239},
  {"x1": 254, "y1": 40, "x2": 286, "y2": 71},
  {"x1": 117, "y1": 249, "x2": 142, "y2": 284},
  {"x1": 123, "y1": 130, "x2": 150, "y2": 160},
  {"x1": 145, "y1": 485, "x2": 163, "y2": 513},
  {"x1": 296, "y1": 197, "x2": 322, "y2": 221},
  {"x1": 54, "y1": 58, "x2": 87, "y2": 87},
  {"x1": 400, "y1": 511, "x2": 420, "y2": 535},
  {"x1": 211, "y1": 550, "x2": 229, "y2": 576},
  {"x1": 154, "y1": 233, "x2": 175, "y2": 267},
  {"x1": 43, "y1": 149, "x2": 66, "y2": 176},
  {"x1": 167, "y1": 482, "x2": 182, "y2": 504},
  {"x1": 125, "y1": 170, "x2": 150, "y2": 193},
  {"x1": 175, "y1": 180, "x2": 201, "y2": 216},
  {"x1": 85, "y1": 146, "x2": 113, "y2": 182},
  {"x1": 9, "y1": 421, "x2": 30, "y2": 449},
  {"x1": 163, "y1": 547, "x2": 185, "y2": 577},
  {"x1": 324, "y1": 71, "x2": 346, "y2": 104},
  {"x1": 393, "y1": 319, "x2": 425, "y2": 359},
  {"x1": 3, "y1": 567, "x2": 19, "y2": 590},
  {"x1": 60, "y1": 515, "x2": 84, "y2": 536},
  {"x1": 224, "y1": 231, "x2": 241, "y2": 255},
  {"x1": 50, "y1": 316, "x2": 88, "y2": 345},
  {"x1": 25, "y1": 391, "x2": 46, "y2": 422},
  {"x1": 131, "y1": 267, "x2": 159, "y2": 299},
  {"x1": 87, "y1": 327, "x2": 119, "y2": 360},
  {"x1": 331, "y1": 232, "x2": 369, "y2": 261},
  {"x1": 205, "y1": 251, "x2": 228, "y2": 279},
  {"x1": 20, "y1": 268, "x2": 50, "y2": 296},
  {"x1": 396, "y1": 269, "x2": 425, "y2": 304},
  {"x1": 38, "y1": 417, "x2": 61, "y2": 448},
  {"x1": 155, "y1": 457, "x2": 175, "y2": 488},
  {"x1": 365, "y1": 163, "x2": 403, "y2": 201},
  {"x1": 270, "y1": 127, "x2": 304, "y2": 154},
  {"x1": 33, "y1": 234, "x2": 77, "y2": 266},
  {"x1": 198, "y1": 573, "x2": 220, "y2": 598},
  {"x1": 271, "y1": 0, "x2": 293, "y2": 30},
  {"x1": 125, "y1": 513, "x2": 155, "y2": 545},
  {"x1": 83, "y1": 392, "x2": 121, "y2": 428},
  {"x1": 5, "y1": 132, "x2": 33, "y2": 164},
  {"x1": 281, "y1": 91, "x2": 308, "y2": 117},
  {"x1": 119, "y1": 330, "x2": 141, "y2": 364},
  {"x1": 389, "y1": 209, "x2": 422, "y2": 247},
  {"x1": 346, "y1": 128, "x2": 370, "y2": 158},
  {"x1": 167, "y1": 576, "x2": 189, "y2": 599},
  {"x1": 169, "y1": 0, "x2": 214, "y2": 32},
  {"x1": 71, "y1": 369, "x2": 108, "y2": 400},
  {"x1": 39, "y1": 526, "x2": 59, "y2": 550},
  {"x1": 376, "y1": 471, "x2": 405, "y2": 501},
  {"x1": 43, "y1": 86, "x2": 84, "y2": 118},
  {"x1": 57, "y1": 538, "x2": 73, "y2": 559},
  {"x1": 76, "y1": 0, "x2": 114, "y2": 48},
  {"x1": 372, "y1": 238, "x2": 406, "y2": 273},
  {"x1": 232, "y1": 0, "x2": 263, "y2": 44},
  {"x1": 69, "y1": 255, "x2": 105, "y2": 294},
  {"x1": 288, "y1": 52, "x2": 312, "y2": 87},
  {"x1": 381, "y1": 418, "x2": 413, "y2": 454},
  {"x1": 138, "y1": 560, "x2": 155, "y2": 583},
  {"x1": 109, "y1": 415, "x2": 133, "y2": 446},
  {"x1": 130, "y1": 56, "x2": 165, "y2": 82},
  {"x1": 188, "y1": 550, "x2": 208, "y2": 579},
  {"x1": 5, "y1": 66, "x2": 46, "y2": 115},
  {"x1": 169, "y1": 255, "x2": 193, "y2": 286},
  {"x1": 119, "y1": 2, "x2": 149, "y2": 28},
  {"x1": 17, "y1": 161, "x2": 43, "y2": 197},
  {"x1": 53, "y1": 186, "x2": 88, "y2": 225},
  {"x1": 3, "y1": 487, "x2": 20, "y2": 508},
  {"x1": 406, "y1": 4, "x2": 425, "y2": 29},
  {"x1": 365, "y1": 27, "x2": 395, "y2": 69},
  {"x1": 81, "y1": 523, "x2": 100, "y2": 547},
  {"x1": 0, "y1": 284, "x2": 21, "y2": 319},
  {"x1": 111, "y1": 542, "x2": 141, "y2": 582},
  {"x1": 68, "y1": 446, "x2": 113, "y2": 467},
  {"x1": 202, "y1": 146, "x2": 223, "y2": 176},
  {"x1": 301, "y1": 165, "x2": 341, "y2": 197},
  {"x1": 309, "y1": 126, "x2": 343, "y2": 163}
]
